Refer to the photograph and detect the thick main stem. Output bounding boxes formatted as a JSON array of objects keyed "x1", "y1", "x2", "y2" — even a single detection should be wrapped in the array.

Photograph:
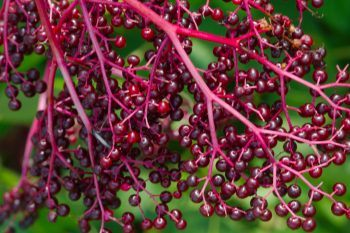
[
  {"x1": 125, "y1": 0, "x2": 349, "y2": 116},
  {"x1": 34, "y1": 0, "x2": 92, "y2": 131},
  {"x1": 79, "y1": 0, "x2": 129, "y2": 112},
  {"x1": 34, "y1": 1, "x2": 105, "y2": 231},
  {"x1": 124, "y1": 0, "x2": 273, "y2": 160}
]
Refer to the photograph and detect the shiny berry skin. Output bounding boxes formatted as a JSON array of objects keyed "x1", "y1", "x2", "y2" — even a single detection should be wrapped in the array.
[
  {"x1": 141, "y1": 218, "x2": 153, "y2": 230},
  {"x1": 122, "y1": 212, "x2": 135, "y2": 224},
  {"x1": 8, "y1": 99, "x2": 22, "y2": 111},
  {"x1": 128, "y1": 84, "x2": 140, "y2": 95},
  {"x1": 312, "y1": 69, "x2": 328, "y2": 83},
  {"x1": 141, "y1": 27, "x2": 155, "y2": 41},
  {"x1": 312, "y1": 0, "x2": 324, "y2": 8},
  {"x1": 211, "y1": 9, "x2": 224, "y2": 21},
  {"x1": 199, "y1": 204, "x2": 214, "y2": 217},
  {"x1": 100, "y1": 156, "x2": 112, "y2": 168},
  {"x1": 175, "y1": 219, "x2": 187, "y2": 230},
  {"x1": 232, "y1": 0, "x2": 242, "y2": 4},
  {"x1": 333, "y1": 183, "x2": 346, "y2": 196},
  {"x1": 0, "y1": 1, "x2": 348, "y2": 232},
  {"x1": 127, "y1": 55, "x2": 140, "y2": 66},
  {"x1": 114, "y1": 35, "x2": 126, "y2": 48},
  {"x1": 287, "y1": 216, "x2": 301, "y2": 230},
  {"x1": 153, "y1": 217, "x2": 167, "y2": 230},
  {"x1": 127, "y1": 131, "x2": 140, "y2": 144},
  {"x1": 302, "y1": 218, "x2": 316, "y2": 232},
  {"x1": 157, "y1": 101, "x2": 171, "y2": 114}
]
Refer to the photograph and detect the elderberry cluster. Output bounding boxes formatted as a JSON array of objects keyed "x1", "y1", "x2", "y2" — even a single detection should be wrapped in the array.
[
  {"x1": 1, "y1": 0, "x2": 350, "y2": 232},
  {"x1": 0, "y1": 0, "x2": 46, "y2": 110}
]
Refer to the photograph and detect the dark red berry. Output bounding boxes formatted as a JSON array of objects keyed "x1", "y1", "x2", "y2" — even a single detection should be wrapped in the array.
[
  {"x1": 127, "y1": 131, "x2": 140, "y2": 144},
  {"x1": 141, "y1": 27, "x2": 155, "y2": 41},
  {"x1": 158, "y1": 101, "x2": 171, "y2": 114},
  {"x1": 114, "y1": 35, "x2": 126, "y2": 48}
]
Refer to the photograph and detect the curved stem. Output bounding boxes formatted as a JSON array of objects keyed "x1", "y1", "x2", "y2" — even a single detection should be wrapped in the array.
[
  {"x1": 15, "y1": 62, "x2": 50, "y2": 191},
  {"x1": 124, "y1": 0, "x2": 274, "y2": 162},
  {"x1": 34, "y1": 1, "x2": 105, "y2": 231}
]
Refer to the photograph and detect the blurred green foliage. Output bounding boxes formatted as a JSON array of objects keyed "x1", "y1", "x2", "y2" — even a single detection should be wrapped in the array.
[{"x1": 1, "y1": 0, "x2": 350, "y2": 232}]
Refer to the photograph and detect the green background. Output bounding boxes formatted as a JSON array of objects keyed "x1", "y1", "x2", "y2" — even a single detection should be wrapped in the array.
[{"x1": 1, "y1": 0, "x2": 350, "y2": 232}]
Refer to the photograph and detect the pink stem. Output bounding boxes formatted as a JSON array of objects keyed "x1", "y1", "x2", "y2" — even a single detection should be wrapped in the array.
[
  {"x1": 34, "y1": 0, "x2": 106, "y2": 231},
  {"x1": 124, "y1": 0, "x2": 274, "y2": 162}
]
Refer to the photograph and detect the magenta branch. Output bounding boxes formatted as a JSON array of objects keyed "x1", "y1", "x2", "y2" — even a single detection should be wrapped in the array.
[{"x1": 0, "y1": 0, "x2": 349, "y2": 232}]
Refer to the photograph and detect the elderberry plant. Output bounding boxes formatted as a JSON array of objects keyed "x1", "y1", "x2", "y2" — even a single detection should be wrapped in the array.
[{"x1": 0, "y1": 0, "x2": 350, "y2": 232}]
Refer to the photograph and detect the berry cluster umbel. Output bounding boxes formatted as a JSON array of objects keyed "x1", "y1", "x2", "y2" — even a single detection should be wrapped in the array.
[{"x1": 1, "y1": 0, "x2": 350, "y2": 232}]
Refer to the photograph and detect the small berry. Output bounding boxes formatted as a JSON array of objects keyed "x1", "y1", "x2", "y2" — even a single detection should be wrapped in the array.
[
  {"x1": 158, "y1": 101, "x2": 171, "y2": 114},
  {"x1": 312, "y1": 0, "x2": 324, "y2": 8},
  {"x1": 114, "y1": 35, "x2": 126, "y2": 48},
  {"x1": 8, "y1": 99, "x2": 22, "y2": 111},
  {"x1": 127, "y1": 131, "x2": 140, "y2": 144},
  {"x1": 100, "y1": 156, "x2": 112, "y2": 168},
  {"x1": 141, "y1": 27, "x2": 155, "y2": 41},
  {"x1": 211, "y1": 9, "x2": 224, "y2": 21}
]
